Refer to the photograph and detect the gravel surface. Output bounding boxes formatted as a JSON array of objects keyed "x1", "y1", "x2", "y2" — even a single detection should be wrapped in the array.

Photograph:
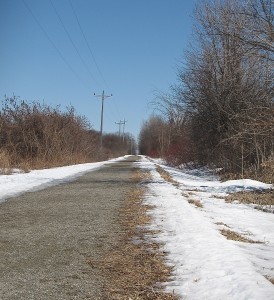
[{"x1": 0, "y1": 156, "x2": 139, "y2": 299}]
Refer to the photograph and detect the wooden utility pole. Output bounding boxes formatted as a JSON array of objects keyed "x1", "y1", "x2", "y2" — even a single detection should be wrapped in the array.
[
  {"x1": 115, "y1": 120, "x2": 123, "y2": 136},
  {"x1": 94, "y1": 90, "x2": 112, "y2": 147},
  {"x1": 122, "y1": 119, "x2": 127, "y2": 143},
  {"x1": 115, "y1": 119, "x2": 127, "y2": 142}
]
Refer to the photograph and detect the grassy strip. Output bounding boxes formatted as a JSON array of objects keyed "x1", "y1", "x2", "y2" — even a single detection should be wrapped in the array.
[
  {"x1": 88, "y1": 168, "x2": 178, "y2": 300},
  {"x1": 226, "y1": 190, "x2": 274, "y2": 213},
  {"x1": 155, "y1": 165, "x2": 179, "y2": 187},
  {"x1": 226, "y1": 190, "x2": 274, "y2": 206},
  {"x1": 220, "y1": 229, "x2": 263, "y2": 244},
  {"x1": 188, "y1": 199, "x2": 203, "y2": 208}
]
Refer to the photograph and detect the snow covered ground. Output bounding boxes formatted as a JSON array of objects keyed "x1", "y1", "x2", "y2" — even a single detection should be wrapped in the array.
[
  {"x1": 0, "y1": 156, "x2": 126, "y2": 204},
  {"x1": 138, "y1": 156, "x2": 274, "y2": 300}
]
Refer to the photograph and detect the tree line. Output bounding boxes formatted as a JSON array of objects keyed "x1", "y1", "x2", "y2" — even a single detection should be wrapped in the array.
[
  {"x1": 139, "y1": 0, "x2": 273, "y2": 180},
  {"x1": 0, "y1": 95, "x2": 135, "y2": 171}
]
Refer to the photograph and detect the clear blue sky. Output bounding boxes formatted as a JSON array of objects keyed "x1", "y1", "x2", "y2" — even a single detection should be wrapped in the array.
[{"x1": 0, "y1": 0, "x2": 196, "y2": 139}]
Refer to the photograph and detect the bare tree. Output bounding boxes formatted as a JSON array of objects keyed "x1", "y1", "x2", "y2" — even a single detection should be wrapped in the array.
[
  {"x1": 140, "y1": 0, "x2": 273, "y2": 175},
  {"x1": 170, "y1": 0, "x2": 273, "y2": 171}
]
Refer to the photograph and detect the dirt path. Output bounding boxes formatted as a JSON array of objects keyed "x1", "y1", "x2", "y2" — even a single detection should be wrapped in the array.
[{"x1": 0, "y1": 156, "x2": 139, "y2": 300}]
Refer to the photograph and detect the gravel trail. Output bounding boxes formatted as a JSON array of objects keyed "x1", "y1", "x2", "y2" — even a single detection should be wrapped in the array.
[{"x1": 0, "y1": 156, "x2": 139, "y2": 299}]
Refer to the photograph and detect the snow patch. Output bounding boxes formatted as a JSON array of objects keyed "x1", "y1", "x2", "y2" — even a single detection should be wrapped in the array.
[
  {"x1": 138, "y1": 156, "x2": 274, "y2": 299},
  {"x1": 0, "y1": 156, "x2": 127, "y2": 204}
]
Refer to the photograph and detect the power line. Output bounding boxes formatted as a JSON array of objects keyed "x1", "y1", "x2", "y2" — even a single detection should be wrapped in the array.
[
  {"x1": 68, "y1": 0, "x2": 110, "y2": 89},
  {"x1": 67, "y1": 0, "x2": 124, "y2": 124},
  {"x1": 49, "y1": 0, "x2": 100, "y2": 87},
  {"x1": 22, "y1": 0, "x2": 90, "y2": 91}
]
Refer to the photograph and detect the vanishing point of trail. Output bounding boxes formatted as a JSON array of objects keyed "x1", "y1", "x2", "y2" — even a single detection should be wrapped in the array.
[{"x1": 0, "y1": 156, "x2": 139, "y2": 299}]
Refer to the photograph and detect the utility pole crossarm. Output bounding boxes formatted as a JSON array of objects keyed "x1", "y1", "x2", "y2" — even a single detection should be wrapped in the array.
[
  {"x1": 115, "y1": 120, "x2": 123, "y2": 136},
  {"x1": 94, "y1": 90, "x2": 113, "y2": 148}
]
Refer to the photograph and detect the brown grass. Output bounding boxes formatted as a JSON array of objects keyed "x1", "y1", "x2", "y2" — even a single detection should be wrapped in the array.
[
  {"x1": 226, "y1": 190, "x2": 274, "y2": 213},
  {"x1": 215, "y1": 222, "x2": 230, "y2": 228},
  {"x1": 220, "y1": 156, "x2": 274, "y2": 184},
  {"x1": 155, "y1": 165, "x2": 179, "y2": 187},
  {"x1": 188, "y1": 199, "x2": 203, "y2": 208},
  {"x1": 265, "y1": 276, "x2": 274, "y2": 285},
  {"x1": 220, "y1": 229, "x2": 263, "y2": 244},
  {"x1": 132, "y1": 167, "x2": 153, "y2": 183},
  {"x1": 181, "y1": 192, "x2": 190, "y2": 198},
  {"x1": 226, "y1": 190, "x2": 274, "y2": 206},
  {"x1": 211, "y1": 195, "x2": 226, "y2": 200},
  {"x1": 88, "y1": 169, "x2": 178, "y2": 300}
]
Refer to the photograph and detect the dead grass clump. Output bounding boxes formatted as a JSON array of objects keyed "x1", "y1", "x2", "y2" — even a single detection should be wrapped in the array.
[
  {"x1": 220, "y1": 229, "x2": 263, "y2": 244},
  {"x1": 88, "y1": 169, "x2": 178, "y2": 300},
  {"x1": 156, "y1": 165, "x2": 179, "y2": 187},
  {"x1": 265, "y1": 276, "x2": 274, "y2": 285},
  {"x1": 211, "y1": 195, "x2": 226, "y2": 199},
  {"x1": 182, "y1": 192, "x2": 190, "y2": 198},
  {"x1": 226, "y1": 190, "x2": 274, "y2": 206},
  {"x1": 215, "y1": 222, "x2": 230, "y2": 228},
  {"x1": 188, "y1": 199, "x2": 203, "y2": 208},
  {"x1": 132, "y1": 167, "x2": 152, "y2": 183}
]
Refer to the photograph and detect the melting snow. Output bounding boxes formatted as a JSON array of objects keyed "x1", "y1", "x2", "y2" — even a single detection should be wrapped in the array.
[
  {"x1": 0, "y1": 156, "x2": 126, "y2": 204},
  {"x1": 138, "y1": 156, "x2": 274, "y2": 300}
]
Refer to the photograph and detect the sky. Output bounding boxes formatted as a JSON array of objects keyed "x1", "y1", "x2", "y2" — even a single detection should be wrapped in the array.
[{"x1": 0, "y1": 0, "x2": 196, "y2": 140}]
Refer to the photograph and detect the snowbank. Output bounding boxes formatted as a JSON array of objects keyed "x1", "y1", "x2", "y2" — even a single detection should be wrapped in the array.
[
  {"x1": 138, "y1": 157, "x2": 274, "y2": 300},
  {"x1": 0, "y1": 156, "x2": 126, "y2": 204}
]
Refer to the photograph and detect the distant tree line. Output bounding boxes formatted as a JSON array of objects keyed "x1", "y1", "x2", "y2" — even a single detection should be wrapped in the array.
[
  {"x1": 0, "y1": 95, "x2": 135, "y2": 171},
  {"x1": 139, "y1": 0, "x2": 273, "y2": 180}
]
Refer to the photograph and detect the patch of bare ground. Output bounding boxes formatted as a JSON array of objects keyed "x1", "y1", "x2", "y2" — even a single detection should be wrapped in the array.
[
  {"x1": 220, "y1": 229, "x2": 263, "y2": 244},
  {"x1": 156, "y1": 165, "x2": 179, "y2": 187},
  {"x1": 88, "y1": 169, "x2": 178, "y2": 300},
  {"x1": 188, "y1": 199, "x2": 203, "y2": 208},
  {"x1": 226, "y1": 190, "x2": 274, "y2": 213}
]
